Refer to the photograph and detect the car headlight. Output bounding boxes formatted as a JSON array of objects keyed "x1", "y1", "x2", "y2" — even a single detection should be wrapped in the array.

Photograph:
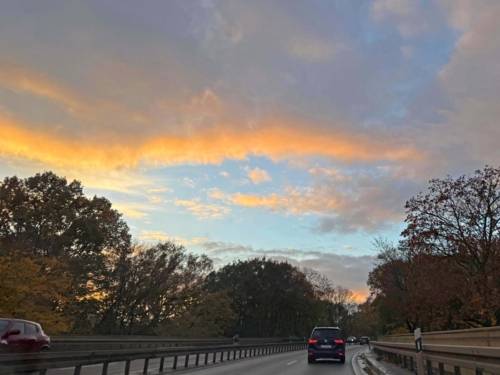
[{"x1": 0, "y1": 339, "x2": 7, "y2": 345}]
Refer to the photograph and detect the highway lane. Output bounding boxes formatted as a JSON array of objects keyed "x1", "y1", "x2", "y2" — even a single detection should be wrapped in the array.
[
  {"x1": 173, "y1": 345, "x2": 367, "y2": 375},
  {"x1": 46, "y1": 345, "x2": 367, "y2": 375}
]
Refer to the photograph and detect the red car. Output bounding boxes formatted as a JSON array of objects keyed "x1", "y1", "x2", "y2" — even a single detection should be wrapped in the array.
[{"x1": 0, "y1": 318, "x2": 50, "y2": 352}]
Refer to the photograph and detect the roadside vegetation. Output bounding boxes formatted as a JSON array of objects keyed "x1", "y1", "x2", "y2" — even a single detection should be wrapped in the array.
[
  {"x1": 2, "y1": 167, "x2": 498, "y2": 337},
  {"x1": 0, "y1": 172, "x2": 356, "y2": 336},
  {"x1": 364, "y1": 166, "x2": 500, "y2": 334}
]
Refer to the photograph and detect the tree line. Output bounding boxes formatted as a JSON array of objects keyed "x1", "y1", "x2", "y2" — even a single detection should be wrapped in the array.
[
  {"x1": 0, "y1": 172, "x2": 357, "y2": 336},
  {"x1": 364, "y1": 166, "x2": 500, "y2": 335}
]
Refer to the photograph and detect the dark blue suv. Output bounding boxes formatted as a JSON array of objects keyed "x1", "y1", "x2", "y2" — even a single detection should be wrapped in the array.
[{"x1": 307, "y1": 327, "x2": 345, "y2": 364}]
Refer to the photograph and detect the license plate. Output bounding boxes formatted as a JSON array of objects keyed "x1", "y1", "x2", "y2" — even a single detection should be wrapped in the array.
[{"x1": 320, "y1": 345, "x2": 332, "y2": 349}]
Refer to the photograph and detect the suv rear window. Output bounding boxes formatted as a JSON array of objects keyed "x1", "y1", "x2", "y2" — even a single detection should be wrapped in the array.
[
  {"x1": 0, "y1": 320, "x2": 9, "y2": 333},
  {"x1": 311, "y1": 328, "x2": 341, "y2": 339}
]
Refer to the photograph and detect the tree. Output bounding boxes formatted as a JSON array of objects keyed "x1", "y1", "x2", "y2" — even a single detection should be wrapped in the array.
[
  {"x1": 304, "y1": 268, "x2": 356, "y2": 334},
  {"x1": 205, "y1": 258, "x2": 319, "y2": 337},
  {"x1": 368, "y1": 167, "x2": 500, "y2": 333},
  {"x1": 158, "y1": 291, "x2": 236, "y2": 337},
  {"x1": 0, "y1": 172, "x2": 132, "y2": 331},
  {"x1": 0, "y1": 254, "x2": 72, "y2": 333},
  {"x1": 97, "y1": 242, "x2": 213, "y2": 334},
  {"x1": 0, "y1": 172, "x2": 131, "y2": 279},
  {"x1": 403, "y1": 166, "x2": 500, "y2": 326}
]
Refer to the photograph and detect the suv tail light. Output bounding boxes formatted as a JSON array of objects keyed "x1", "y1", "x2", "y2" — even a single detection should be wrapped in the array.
[
  {"x1": 308, "y1": 338, "x2": 318, "y2": 344},
  {"x1": 334, "y1": 339, "x2": 344, "y2": 345}
]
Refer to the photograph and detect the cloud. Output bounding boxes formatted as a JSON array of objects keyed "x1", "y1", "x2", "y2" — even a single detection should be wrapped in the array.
[
  {"x1": 288, "y1": 37, "x2": 336, "y2": 62},
  {"x1": 0, "y1": 110, "x2": 421, "y2": 172},
  {"x1": 247, "y1": 167, "x2": 271, "y2": 184},
  {"x1": 371, "y1": 0, "x2": 438, "y2": 37},
  {"x1": 113, "y1": 203, "x2": 151, "y2": 219},
  {"x1": 231, "y1": 188, "x2": 340, "y2": 215},
  {"x1": 413, "y1": 1, "x2": 500, "y2": 174},
  {"x1": 147, "y1": 187, "x2": 172, "y2": 194},
  {"x1": 207, "y1": 187, "x2": 226, "y2": 200},
  {"x1": 139, "y1": 230, "x2": 170, "y2": 242},
  {"x1": 0, "y1": 61, "x2": 83, "y2": 112},
  {"x1": 139, "y1": 230, "x2": 209, "y2": 246},
  {"x1": 220, "y1": 169, "x2": 419, "y2": 232},
  {"x1": 174, "y1": 198, "x2": 230, "y2": 219}
]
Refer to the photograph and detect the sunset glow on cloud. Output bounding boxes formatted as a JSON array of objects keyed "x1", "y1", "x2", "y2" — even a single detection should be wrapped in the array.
[{"x1": 1, "y1": 0, "x2": 499, "y2": 299}]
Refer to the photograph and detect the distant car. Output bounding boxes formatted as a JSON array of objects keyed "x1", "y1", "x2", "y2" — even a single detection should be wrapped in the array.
[
  {"x1": 0, "y1": 318, "x2": 50, "y2": 352},
  {"x1": 359, "y1": 336, "x2": 370, "y2": 345},
  {"x1": 307, "y1": 326, "x2": 345, "y2": 364},
  {"x1": 346, "y1": 336, "x2": 358, "y2": 344}
]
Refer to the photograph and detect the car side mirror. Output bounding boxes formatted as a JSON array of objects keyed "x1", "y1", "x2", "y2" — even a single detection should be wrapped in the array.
[{"x1": 7, "y1": 329, "x2": 21, "y2": 336}]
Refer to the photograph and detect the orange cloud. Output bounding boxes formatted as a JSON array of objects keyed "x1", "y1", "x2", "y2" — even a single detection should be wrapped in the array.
[
  {"x1": 0, "y1": 62, "x2": 422, "y2": 171},
  {"x1": 231, "y1": 188, "x2": 341, "y2": 215},
  {"x1": 0, "y1": 112, "x2": 421, "y2": 174},
  {"x1": 247, "y1": 167, "x2": 271, "y2": 184},
  {"x1": 0, "y1": 62, "x2": 83, "y2": 112}
]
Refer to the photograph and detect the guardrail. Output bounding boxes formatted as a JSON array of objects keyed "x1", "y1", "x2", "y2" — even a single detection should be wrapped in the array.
[
  {"x1": 372, "y1": 328, "x2": 500, "y2": 375},
  {"x1": 377, "y1": 326, "x2": 500, "y2": 347},
  {"x1": 0, "y1": 341, "x2": 307, "y2": 375},
  {"x1": 48, "y1": 336, "x2": 295, "y2": 351}
]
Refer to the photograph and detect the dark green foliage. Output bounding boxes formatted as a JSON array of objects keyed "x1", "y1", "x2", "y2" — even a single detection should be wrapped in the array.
[{"x1": 205, "y1": 258, "x2": 353, "y2": 337}]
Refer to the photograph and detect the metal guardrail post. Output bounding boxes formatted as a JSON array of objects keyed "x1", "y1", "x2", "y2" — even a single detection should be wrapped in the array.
[
  {"x1": 438, "y1": 362, "x2": 444, "y2": 375},
  {"x1": 125, "y1": 359, "x2": 131, "y2": 375},
  {"x1": 204, "y1": 352, "x2": 208, "y2": 365},
  {"x1": 143, "y1": 357, "x2": 149, "y2": 374},
  {"x1": 74, "y1": 365, "x2": 82, "y2": 375},
  {"x1": 426, "y1": 360, "x2": 432, "y2": 375},
  {"x1": 454, "y1": 366, "x2": 460, "y2": 374},
  {"x1": 213, "y1": 351, "x2": 216, "y2": 363},
  {"x1": 184, "y1": 354, "x2": 189, "y2": 368},
  {"x1": 172, "y1": 355, "x2": 178, "y2": 369},
  {"x1": 101, "y1": 361, "x2": 108, "y2": 375},
  {"x1": 159, "y1": 357, "x2": 165, "y2": 372}
]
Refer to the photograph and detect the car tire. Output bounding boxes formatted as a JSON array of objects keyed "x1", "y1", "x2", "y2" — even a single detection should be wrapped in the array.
[
  {"x1": 340, "y1": 357, "x2": 345, "y2": 364},
  {"x1": 308, "y1": 358, "x2": 315, "y2": 364}
]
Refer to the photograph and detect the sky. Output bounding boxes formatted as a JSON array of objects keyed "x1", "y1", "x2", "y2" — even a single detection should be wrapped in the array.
[{"x1": 1, "y1": 0, "x2": 500, "y2": 302}]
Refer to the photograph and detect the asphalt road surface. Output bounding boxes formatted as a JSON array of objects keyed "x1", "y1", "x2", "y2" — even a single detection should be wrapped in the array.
[
  {"x1": 47, "y1": 345, "x2": 368, "y2": 375},
  {"x1": 176, "y1": 345, "x2": 367, "y2": 375}
]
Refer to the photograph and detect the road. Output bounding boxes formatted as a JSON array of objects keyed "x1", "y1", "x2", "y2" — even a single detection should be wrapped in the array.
[
  {"x1": 175, "y1": 345, "x2": 367, "y2": 375},
  {"x1": 46, "y1": 345, "x2": 367, "y2": 375}
]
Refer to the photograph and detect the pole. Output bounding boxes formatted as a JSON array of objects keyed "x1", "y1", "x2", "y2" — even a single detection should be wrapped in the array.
[{"x1": 414, "y1": 328, "x2": 425, "y2": 375}]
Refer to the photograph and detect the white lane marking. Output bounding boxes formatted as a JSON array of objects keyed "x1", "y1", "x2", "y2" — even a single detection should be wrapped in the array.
[{"x1": 286, "y1": 360, "x2": 298, "y2": 366}]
